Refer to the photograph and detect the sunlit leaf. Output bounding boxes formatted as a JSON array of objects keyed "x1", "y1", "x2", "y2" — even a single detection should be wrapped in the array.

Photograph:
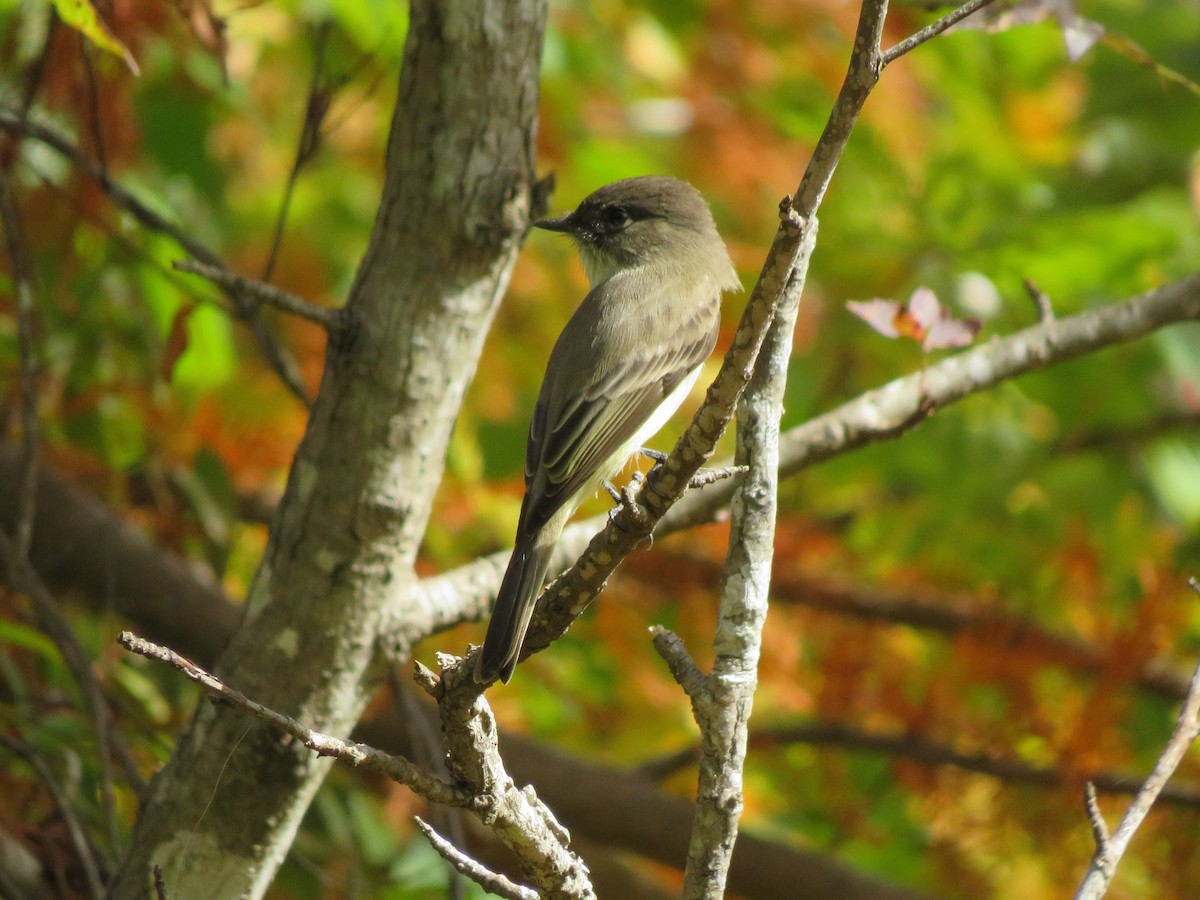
[{"x1": 50, "y1": 0, "x2": 140, "y2": 74}]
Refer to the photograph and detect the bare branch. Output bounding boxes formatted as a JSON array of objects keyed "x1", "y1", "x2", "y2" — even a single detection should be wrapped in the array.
[
  {"x1": 0, "y1": 169, "x2": 39, "y2": 558},
  {"x1": 1084, "y1": 784, "x2": 1111, "y2": 856},
  {"x1": 880, "y1": 0, "x2": 999, "y2": 67},
  {"x1": 677, "y1": 172, "x2": 812, "y2": 900},
  {"x1": 638, "y1": 718, "x2": 1200, "y2": 810},
  {"x1": 173, "y1": 259, "x2": 347, "y2": 333},
  {"x1": 687, "y1": 464, "x2": 748, "y2": 490},
  {"x1": 116, "y1": 632, "x2": 471, "y2": 808},
  {"x1": 0, "y1": 528, "x2": 141, "y2": 831},
  {"x1": 664, "y1": 269, "x2": 1200, "y2": 535},
  {"x1": 649, "y1": 626, "x2": 707, "y2": 698},
  {"x1": 0, "y1": 735, "x2": 106, "y2": 900},
  {"x1": 409, "y1": 270, "x2": 1200, "y2": 648},
  {"x1": 428, "y1": 655, "x2": 596, "y2": 899},
  {"x1": 263, "y1": 22, "x2": 334, "y2": 282},
  {"x1": 1023, "y1": 278, "x2": 1056, "y2": 323},
  {"x1": 415, "y1": 816, "x2": 539, "y2": 900},
  {"x1": 1076, "y1": 589, "x2": 1200, "y2": 898},
  {"x1": 0, "y1": 107, "x2": 313, "y2": 407}
]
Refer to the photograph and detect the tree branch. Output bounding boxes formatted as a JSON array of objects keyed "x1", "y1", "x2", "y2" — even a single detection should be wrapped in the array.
[
  {"x1": 0, "y1": 106, "x2": 313, "y2": 407},
  {"x1": 0, "y1": 528, "x2": 142, "y2": 827},
  {"x1": 638, "y1": 718, "x2": 1200, "y2": 810},
  {"x1": 414, "y1": 816, "x2": 539, "y2": 900},
  {"x1": 117, "y1": 632, "x2": 471, "y2": 807},
  {"x1": 419, "y1": 660, "x2": 595, "y2": 899},
  {"x1": 675, "y1": 184, "x2": 813, "y2": 900},
  {"x1": 0, "y1": 735, "x2": 105, "y2": 900},
  {"x1": 408, "y1": 270, "x2": 1200, "y2": 646},
  {"x1": 173, "y1": 259, "x2": 347, "y2": 333},
  {"x1": 1075, "y1": 580, "x2": 1200, "y2": 899},
  {"x1": 0, "y1": 168, "x2": 39, "y2": 558},
  {"x1": 880, "y1": 0, "x2": 998, "y2": 67},
  {"x1": 263, "y1": 22, "x2": 333, "y2": 283},
  {"x1": 628, "y1": 557, "x2": 1197, "y2": 704}
]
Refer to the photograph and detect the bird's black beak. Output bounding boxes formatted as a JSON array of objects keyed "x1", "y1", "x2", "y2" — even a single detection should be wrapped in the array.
[{"x1": 534, "y1": 211, "x2": 576, "y2": 233}]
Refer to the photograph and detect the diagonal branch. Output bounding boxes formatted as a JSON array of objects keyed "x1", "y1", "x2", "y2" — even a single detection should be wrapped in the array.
[
  {"x1": 406, "y1": 269, "x2": 1200, "y2": 651},
  {"x1": 0, "y1": 735, "x2": 106, "y2": 900},
  {"x1": 419, "y1": 659, "x2": 595, "y2": 899},
  {"x1": 1075, "y1": 587, "x2": 1200, "y2": 898},
  {"x1": 173, "y1": 259, "x2": 347, "y2": 333},
  {"x1": 880, "y1": 0, "x2": 997, "y2": 66},
  {"x1": 0, "y1": 529, "x2": 141, "y2": 882},
  {"x1": 414, "y1": 816, "x2": 539, "y2": 900},
  {"x1": 117, "y1": 632, "x2": 471, "y2": 808},
  {"x1": 0, "y1": 107, "x2": 313, "y2": 407},
  {"x1": 263, "y1": 22, "x2": 334, "y2": 282}
]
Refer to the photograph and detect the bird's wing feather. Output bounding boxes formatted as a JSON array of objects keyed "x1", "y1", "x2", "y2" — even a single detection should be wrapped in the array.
[{"x1": 518, "y1": 275, "x2": 717, "y2": 537}]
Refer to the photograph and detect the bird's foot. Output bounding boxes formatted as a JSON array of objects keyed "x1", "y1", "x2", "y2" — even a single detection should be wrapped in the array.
[
  {"x1": 603, "y1": 480, "x2": 622, "y2": 503},
  {"x1": 607, "y1": 471, "x2": 652, "y2": 538}
]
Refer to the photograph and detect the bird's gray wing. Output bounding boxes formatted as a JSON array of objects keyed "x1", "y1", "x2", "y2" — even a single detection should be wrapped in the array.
[{"x1": 518, "y1": 279, "x2": 718, "y2": 537}]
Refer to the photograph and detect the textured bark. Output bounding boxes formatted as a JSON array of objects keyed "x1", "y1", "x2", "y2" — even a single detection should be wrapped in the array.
[{"x1": 109, "y1": 2, "x2": 548, "y2": 896}]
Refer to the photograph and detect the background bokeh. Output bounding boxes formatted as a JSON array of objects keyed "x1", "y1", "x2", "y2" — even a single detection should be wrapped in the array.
[{"x1": 1, "y1": 0, "x2": 1199, "y2": 896}]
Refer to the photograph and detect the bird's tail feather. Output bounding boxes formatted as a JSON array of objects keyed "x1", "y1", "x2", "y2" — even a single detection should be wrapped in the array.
[{"x1": 475, "y1": 535, "x2": 556, "y2": 684}]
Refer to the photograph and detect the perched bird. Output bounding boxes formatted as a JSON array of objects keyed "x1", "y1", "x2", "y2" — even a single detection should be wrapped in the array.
[{"x1": 475, "y1": 176, "x2": 741, "y2": 684}]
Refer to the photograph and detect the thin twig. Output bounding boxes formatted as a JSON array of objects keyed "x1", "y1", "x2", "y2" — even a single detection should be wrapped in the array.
[
  {"x1": 393, "y1": 674, "x2": 467, "y2": 899},
  {"x1": 1076, "y1": 584, "x2": 1200, "y2": 898},
  {"x1": 173, "y1": 259, "x2": 345, "y2": 332},
  {"x1": 0, "y1": 526, "x2": 135, "y2": 850},
  {"x1": 263, "y1": 22, "x2": 333, "y2": 282},
  {"x1": 687, "y1": 464, "x2": 748, "y2": 490},
  {"x1": 414, "y1": 816, "x2": 538, "y2": 900},
  {"x1": 16, "y1": 7, "x2": 55, "y2": 121},
  {"x1": 1023, "y1": 278, "x2": 1055, "y2": 323},
  {"x1": 1055, "y1": 410, "x2": 1200, "y2": 455},
  {"x1": 636, "y1": 718, "x2": 1200, "y2": 809},
  {"x1": 428, "y1": 650, "x2": 596, "y2": 898},
  {"x1": 1084, "y1": 783, "x2": 1110, "y2": 856},
  {"x1": 78, "y1": 35, "x2": 108, "y2": 175},
  {"x1": 410, "y1": 270, "x2": 1200, "y2": 647},
  {"x1": 0, "y1": 735, "x2": 106, "y2": 900},
  {"x1": 116, "y1": 631, "x2": 471, "y2": 807},
  {"x1": 0, "y1": 107, "x2": 313, "y2": 407},
  {"x1": 880, "y1": 0, "x2": 998, "y2": 67},
  {"x1": 0, "y1": 169, "x2": 39, "y2": 558}
]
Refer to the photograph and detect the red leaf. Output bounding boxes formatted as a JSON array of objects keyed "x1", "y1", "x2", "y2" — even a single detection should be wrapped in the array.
[{"x1": 161, "y1": 302, "x2": 198, "y2": 382}]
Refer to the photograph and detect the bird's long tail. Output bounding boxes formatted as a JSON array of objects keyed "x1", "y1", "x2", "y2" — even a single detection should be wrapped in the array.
[{"x1": 475, "y1": 531, "x2": 556, "y2": 684}]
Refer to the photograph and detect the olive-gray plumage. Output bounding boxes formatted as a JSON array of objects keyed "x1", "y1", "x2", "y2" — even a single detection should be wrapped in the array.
[{"x1": 475, "y1": 176, "x2": 741, "y2": 683}]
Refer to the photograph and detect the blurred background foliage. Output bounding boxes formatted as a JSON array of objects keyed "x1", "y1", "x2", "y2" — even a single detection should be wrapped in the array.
[{"x1": 0, "y1": 0, "x2": 1198, "y2": 897}]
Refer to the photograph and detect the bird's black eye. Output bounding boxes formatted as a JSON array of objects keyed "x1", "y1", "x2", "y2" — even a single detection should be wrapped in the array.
[{"x1": 603, "y1": 206, "x2": 632, "y2": 230}]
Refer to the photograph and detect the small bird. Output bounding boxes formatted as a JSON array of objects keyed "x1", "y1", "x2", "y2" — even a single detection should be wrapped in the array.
[{"x1": 475, "y1": 176, "x2": 741, "y2": 683}]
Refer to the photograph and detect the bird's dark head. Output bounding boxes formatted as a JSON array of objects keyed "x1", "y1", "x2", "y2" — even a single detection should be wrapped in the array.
[{"x1": 535, "y1": 176, "x2": 732, "y2": 287}]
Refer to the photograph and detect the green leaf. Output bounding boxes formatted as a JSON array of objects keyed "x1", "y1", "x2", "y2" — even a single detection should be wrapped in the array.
[{"x1": 49, "y1": 0, "x2": 139, "y2": 74}]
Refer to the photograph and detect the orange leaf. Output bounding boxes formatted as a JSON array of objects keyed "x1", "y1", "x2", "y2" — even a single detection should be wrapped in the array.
[{"x1": 160, "y1": 302, "x2": 198, "y2": 383}]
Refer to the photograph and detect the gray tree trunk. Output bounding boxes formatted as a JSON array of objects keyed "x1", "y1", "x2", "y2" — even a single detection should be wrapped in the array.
[{"x1": 109, "y1": 1, "x2": 548, "y2": 895}]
